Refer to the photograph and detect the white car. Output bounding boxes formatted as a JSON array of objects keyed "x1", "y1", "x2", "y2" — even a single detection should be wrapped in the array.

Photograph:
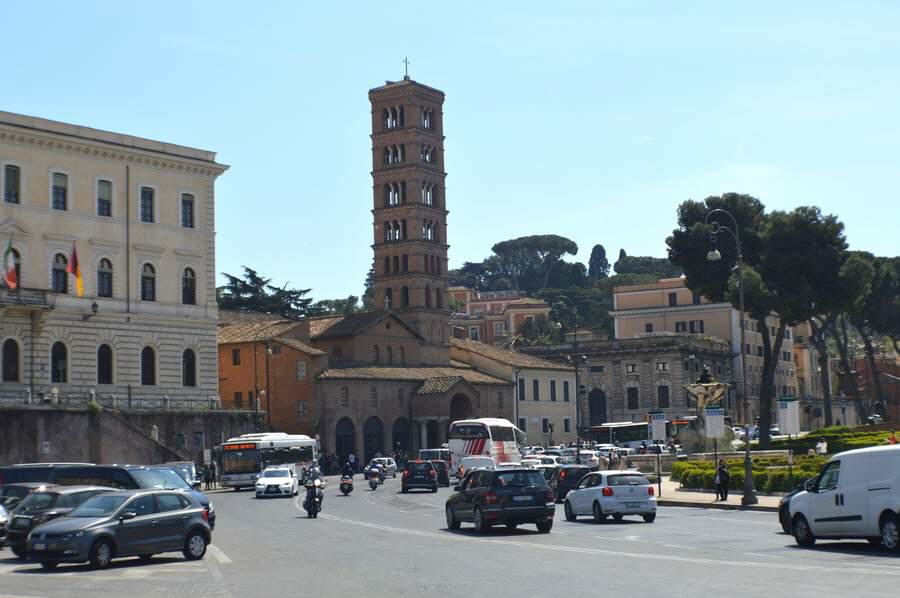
[
  {"x1": 456, "y1": 456, "x2": 495, "y2": 479},
  {"x1": 789, "y1": 445, "x2": 900, "y2": 551},
  {"x1": 366, "y1": 457, "x2": 398, "y2": 478},
  {"x1": 563, "y1": 470, "x2": 656, "y2": 523},
  {"x1": 579, "y1": 451, "x2": 608, "y2": 470},
  {"x1": 255, "y1": 467, "x2": 298, "y2": 498},
  {"x1": 520, "y1": 459, "x2": 542, "y2": 468}
]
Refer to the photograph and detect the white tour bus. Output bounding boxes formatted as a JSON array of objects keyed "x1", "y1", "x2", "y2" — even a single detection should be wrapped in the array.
[
  {"x1": 220, "y1": 433, "x2": 318, "y2": 490},
  {"x1": 447, "y1": 418, "x2": 526, "y2": 471}
]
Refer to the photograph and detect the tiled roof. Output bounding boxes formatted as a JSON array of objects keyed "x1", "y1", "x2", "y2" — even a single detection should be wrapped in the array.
[
  {"x1": 416, "y1": 376, "x2": 465, "y2": 395},
  {"x1": 308, "y1": 316, "x2": 344, "y2": 337},
  {"x1": 451, "y1": 338, "x2": 573, "y2": 371},
  {"x1": 218, "y1": 309, "x2": 287, "y2": 326},
  {"x1": 449, "y1": 360, "x2": 473, "y2": 369},
  {"x1": 311, "y1": 310, "x2": 423, "y2": 340},
  {"x1": 506, "y1": 297, "x2": 548, "y2": 307},
  {"x1": 275, "y1": 337, "x2": 326, "y2": 357},
  {"x1": 217, "y1": 320, "x2": 303, "y2": 344},
  {"x1": 317, "y1": 366, "x2": 509, "y2": 386}
]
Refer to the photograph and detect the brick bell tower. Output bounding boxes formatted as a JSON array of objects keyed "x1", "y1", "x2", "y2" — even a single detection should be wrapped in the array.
[{"x1": 369, "y1": 74, "x2": 450, "y2": 365}]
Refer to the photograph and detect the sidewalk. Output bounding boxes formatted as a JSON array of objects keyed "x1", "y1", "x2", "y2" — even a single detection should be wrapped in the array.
[{"x1": 656, "y1": 475, "x2": 780, "y2": 512}]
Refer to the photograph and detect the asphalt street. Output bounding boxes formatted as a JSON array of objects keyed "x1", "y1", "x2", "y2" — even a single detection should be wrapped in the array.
[{"x1": 1, "y1": 475, "x2": 897, "y2": 598}]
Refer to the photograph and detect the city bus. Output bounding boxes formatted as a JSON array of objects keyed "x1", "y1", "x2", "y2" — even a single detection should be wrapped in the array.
[
  {"x1": 447, "y1": 418, "x2": 526, "y2": 471},
  {"x1": 219, "y1": 433, "x2": 318, "y2": 490},
  {"x1": 587, "y1": 421, "x2": 672, "y2": 449}
]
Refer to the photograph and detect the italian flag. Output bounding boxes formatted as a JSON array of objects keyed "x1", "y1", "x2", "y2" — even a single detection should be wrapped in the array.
[
  {"x1": 2, "y1": 238, "x2": 16, "y2": 290},
  {"x1": 66, "y1": 241, "x2": 84, "y2": 297}
]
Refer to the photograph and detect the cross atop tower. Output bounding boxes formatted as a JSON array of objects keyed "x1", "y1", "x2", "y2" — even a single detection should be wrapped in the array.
[{"x1": 402, "y1": 57, "x2": 410, "y2": 80}]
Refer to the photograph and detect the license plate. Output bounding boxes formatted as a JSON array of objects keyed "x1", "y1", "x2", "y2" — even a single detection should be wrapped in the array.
[
  {"x1": 513, "y1": 496, "x2": 531, "y2": 502},
  {"x1": 33, "y1": 543, "x2": 46, "y2": 551},
  {"x1": 625, "y1": 502, "x2": 641, "y2": 508}
]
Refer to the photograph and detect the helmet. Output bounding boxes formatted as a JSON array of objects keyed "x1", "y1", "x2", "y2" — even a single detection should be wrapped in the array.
[{"x1": 314, "y1": 479, "x2": 322, "y2": 487}]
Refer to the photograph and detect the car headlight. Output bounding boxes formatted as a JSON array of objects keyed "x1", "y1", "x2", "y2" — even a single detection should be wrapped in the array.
[
  {"x1": 207, "y1": 502, "x2": 214, "y2": 513},
  {"x1": 60, "y1": 531, "x2": 84, "y2": 542}
]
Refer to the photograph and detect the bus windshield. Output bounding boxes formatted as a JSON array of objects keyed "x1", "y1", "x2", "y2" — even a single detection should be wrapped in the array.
[
  {"x1": 223, "y1": 449, "x2": 259, "y2": 474},
  {"x1": 448, "y1": 424, "x2": 488, "y2": 439}
]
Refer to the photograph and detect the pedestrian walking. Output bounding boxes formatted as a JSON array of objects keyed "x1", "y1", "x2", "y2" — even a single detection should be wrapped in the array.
[
  {"x1": 714, "y1": 459, "x2": 730, "y2": 501},
  {"x1": 203, "y1": 464, "x2": 212, "y2": 491},
  {"x1": 209, "y1": 461, "x2": 217, "y2": 489}
]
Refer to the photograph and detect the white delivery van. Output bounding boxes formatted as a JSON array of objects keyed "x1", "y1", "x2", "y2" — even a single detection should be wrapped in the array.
[{"x1": 789, "y1": 444, "x2": 900, "y2": 551}]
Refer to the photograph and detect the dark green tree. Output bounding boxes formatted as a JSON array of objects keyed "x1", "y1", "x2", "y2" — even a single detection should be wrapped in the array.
[
  {"x1": 492, "y1": 235, "x2": 578, "y2": 294},
  {"x1": 588, "y1": 244, "x2": 610, "y2": 279},
  {"x1": 218, "y1": 266, "x2": 315, "y2": 318},
  {"x1": 667, "y1": 194, "x2": 849, "y2": 448},
  {"x1": 516, "y1": 316, "x2": 563, "y2": 346},
  {"x1": 613, "y1": 255, "x2": 682, "y2": 277},
  {"x1": 311, "y1": 295, "x2": 362, "y2": 316},
  {"x1": 362, "y1": 263, "x2": 376, "y2": 310}
]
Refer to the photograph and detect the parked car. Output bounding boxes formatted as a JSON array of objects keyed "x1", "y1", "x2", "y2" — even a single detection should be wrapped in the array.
[
  {"x1": 548, "y1": 465, "x2": 591, "y2": 503},
  {"x1": 789, "y1": 445, "x2": 900, "y2": 551},
  {"x1": 254, "y1": 467, "x2": 298, "y2": 498},
  {"x1": 0, "y1": 504, "x2": 8, "y2": 548},
  {"x1": 163, "y1": 461, "x2": 202, "y2": 490},
  {"x1": 445, "y1": 467, "x2": 555, "y2": 533},
  {"x1": 0, "y1": 483, "x2": 57, "y2": 513},
  {"x1": 26, "y1": 489, "x2": 212, "y2": 570},
  {"x1": 455, "y1": 456, "x2": 495, "y2": 479},
  {"x1": 563, "y1": 471, "x2": 656, "y2": 523},
  {"x1": 364, "y1": 458, "x2": 398, "y2": 479},
  {"x1": 0, "y1": 464, "x2": 92, "y2": 486},
  {"x1": 401, "y1": 461, "x2": 438, "y2": 493},
  {"x1": 430, "y1": 461, "x2": 451, "y2": 487},
  {"x1": 4, "y1": 486, "x2": 112, "y2": 558}
]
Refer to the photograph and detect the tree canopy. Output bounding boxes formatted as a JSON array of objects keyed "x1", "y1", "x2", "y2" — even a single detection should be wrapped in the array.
[
  {"x1": 218, "y1": 266, "x2": 315, "y2": 319},
  {"x1": 491, "y1": 234, "x2": 579, "y2": 294},
  {"x1": 588, "y1": 244, "x2": 610, "y2": 279}
]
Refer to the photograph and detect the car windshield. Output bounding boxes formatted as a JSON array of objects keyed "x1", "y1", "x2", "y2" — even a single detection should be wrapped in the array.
[
  {"x1": 607, "y1": 474, "x2": 650, "y2": 486},
  {"x1": 262, "y1": 470, "x2": 289, "y2": 478},
  {"x1": 14, "y1": 492, "x2": 58, "y2": 513},
  {"x1": 432, "y1": 462, "x2": 447, "y2": 472},
  {"x1": 169, "y1": 465, "x2": 193, "y2": 482},
  {"x1": 132, "y1": 469, "x2": 191, "y2": 490},
  {"x1": 495, "y1": 471, "x2": 545, "y2": 487},
  {"x1": 69, "y1": 495, "x2": 127, "y2": 517}
]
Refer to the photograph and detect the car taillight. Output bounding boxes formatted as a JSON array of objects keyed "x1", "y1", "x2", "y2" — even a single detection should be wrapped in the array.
[
  {"x1": 202, "y1": 508, "x2": 210, "y2": 522},
  {"x1": 545, "y1": 489, "x2": 555, "y2": 502},
  {"x1": 648, "y1": 486, "x2": 655, "y2": 496},
  {"x1": 560, "y1": 471, "x2": 567, "y2": 479},
  {"x1": 429, "y1": 470, "x2": 436, "y2": 478},
  {"x1": 602, "y1": 486, "x2": 614, "y2": 497},
  {"x1": 484, "y1": 492, "x2": 499, "y2": 504},
  {"x1": 403, "y1": 470, "x2": 410, "y2": 478}
]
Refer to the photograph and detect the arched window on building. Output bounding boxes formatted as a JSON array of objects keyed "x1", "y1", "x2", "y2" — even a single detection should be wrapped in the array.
[
  {"x1": 383, "y1": 147, "x2": 391, "y2": 165},
  {"x1": 52, "y1": 253, "x2": 68, "y2": 294},
  {"x1": 97, "y1": 258, "x2": 113, "y2": 298},
  {"x1": 402, "y1": 255, "x2": 408, "y2": 272},
  {"x1": 392, "y1": 256, "x2": 400, "y2": 274},
  {"x1": 141, "y1": 264, "x2": 156, "y2": 302},
  {"x1": 51, "y1": 341, "x2": 67, "y2": 383},
  {"x1": 398, "y1": 346, "x2": 406, "y2": 365},
  {"x1": 183, "y1": 349, "x2": 197, "y2": 387},
  {"x1": 141, "y1": 346, "x2": 156, "y2": 386},
  {"x1": 425, "y1": 285, "x2": 432, "y2": 308},
  {"x1": 384, "y1": 288, "x2": 393, "y2": 309},
  {"x1": 182, "y1": 268, "x2": 196, "y2": 305},
  {"x1": 97, "y1": 344, "x2": 113, "y2": 385},
  {"x1": 400, "y1": 286, "x2": 409, "y2": 307},
  {"x1": 383, "y1": 221, "x2": 390, "y2": 243},
  {"x1": 372, "y1": 345, "x2": 380, "y2": 364},
  {"x1": 386, "y1": 346, "x2": 393, "y2": 365},
  {"x1": 2, "y1": 338, "x2": 20, "y2": 382}
]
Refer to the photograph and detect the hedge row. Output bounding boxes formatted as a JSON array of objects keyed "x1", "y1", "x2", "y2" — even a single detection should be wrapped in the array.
[
  {"x1": 672, "y1": 457, "x2": 824, "y2": 493},
  {"x1": 770, "y1": 426, "x2": 895, "y2": 454}
]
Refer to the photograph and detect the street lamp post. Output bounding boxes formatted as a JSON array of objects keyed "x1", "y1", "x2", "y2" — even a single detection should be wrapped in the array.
[
  {"x1": 557, "y1": 295, "x2": 586, "y2": 464},
  {"x1": 265, "y1": 340, "x2": 273, "y2": 431},
  {"x1": 705, "y1": 208, "x2": 758, "y2": 506}
]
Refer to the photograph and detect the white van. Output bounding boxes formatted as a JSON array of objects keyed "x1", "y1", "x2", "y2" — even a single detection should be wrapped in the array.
[
  {"x1": 789, "y1": 445, "x2": 900, "y2": 551},
  {"x1": 455, "y1": 456, "x2": 495, "y2": 479}
]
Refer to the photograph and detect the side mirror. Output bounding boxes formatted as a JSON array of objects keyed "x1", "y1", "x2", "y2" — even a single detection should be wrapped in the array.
[
  {"x1": 452, "y1": 485, "x2": 461, "y2": 492},
  {"x1": 120, "y1": 511, "x2": 137, "y2": 521},
  {"x1": 804, "y1": 479, "x2": 816, "y2": 493}
]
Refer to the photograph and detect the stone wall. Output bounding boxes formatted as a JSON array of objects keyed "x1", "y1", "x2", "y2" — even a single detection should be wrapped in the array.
[{"x1": 0, "y1": 405, "x2": 257, "y2": 465}]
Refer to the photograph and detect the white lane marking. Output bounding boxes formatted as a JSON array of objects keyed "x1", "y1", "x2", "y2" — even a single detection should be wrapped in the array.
[
  {"x1": 744, "y1": 552, "x2": 780, "y2": 559},
  {"x1": 319, "y1": 513, "x2": 900, "y2": 577},
  {"x1": 208, "y1": 545, "x2": 233, "y2": 564}
]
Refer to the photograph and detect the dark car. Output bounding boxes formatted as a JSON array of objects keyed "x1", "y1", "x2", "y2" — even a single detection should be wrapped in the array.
[
  {"x1": 779, "y1": 480, "x2": 808, "y2": 534},
  {"x1": 163, "y1": 462, "x2": 202, "y2": 490},
  {"x1": 445, "y1": 468, "x2": 555, "y2": 534},
  {"x1": 0, "y1": 483, "x2": 58, "y2": 513},
  {"x1": 0, "y1": 465, "x2": 215, "y2": 529},
  {"x1": 402, "y1": 461, "x2": 438, "y2": 493},
  {"x1": 26, "y1": 489, "x2": 212, "y2": 570},
  {"x1": 548, "y1": 465, "x2": 590, "y2": 503},
  {"x1": 4, "y1": 486, "x2": 112, "y2": 558},
  {"x1": 431, "y1": 460, "x2": 451, "y2": 487}
]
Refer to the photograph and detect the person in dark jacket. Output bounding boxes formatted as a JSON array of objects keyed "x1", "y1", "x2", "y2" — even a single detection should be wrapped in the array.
[{"x1": 714, "y1": 460, "x2": 730, "y2": 501}]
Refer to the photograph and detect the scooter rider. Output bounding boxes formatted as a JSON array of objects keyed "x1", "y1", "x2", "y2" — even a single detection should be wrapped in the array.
[
  {"x1": 307, "y1": 464, "x2": 324, "y2": 508},
  {"x1": 342, "y1": 461, "x2": 354, "y2": 479}
]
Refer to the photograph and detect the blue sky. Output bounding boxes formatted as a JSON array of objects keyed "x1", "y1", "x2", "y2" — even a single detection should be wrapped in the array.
[{"x1": 5, "y1": 2, "x2": 899, "y2": 300}]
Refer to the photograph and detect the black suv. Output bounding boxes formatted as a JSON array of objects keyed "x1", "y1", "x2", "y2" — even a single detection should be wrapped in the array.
[
  {"x1": 445, "y1": 468, "x2": 555, "y2": 533},
  {"x1": 4, "y1": 486, "x2": 111, "y2": 558},
  {"x1": 548, "y1": 465, "x2": 590, "y2": 503},
  {"x1": 430, "y1": 461, "x2": 451, "y2": 487},
  {"x1": 401, "y1": 461, "x2": 438, "y2": 493}
]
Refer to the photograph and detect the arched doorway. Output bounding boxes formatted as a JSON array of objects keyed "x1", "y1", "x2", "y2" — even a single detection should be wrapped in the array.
[
  {"x1": 335, "y1": 417, "x2": 355, "y2": 460},
  {"x1": 392, "y1": 417, "x2": 410, "y2": 453},
  {"x1": 450, "y1": 393, "x2": 473, "y2": 422},
  {"x1": 363, "y1": 416, "x2": 385, "y2": 461},
  {"x1": 589, "y1": 389, "x2": 607, "y2": 427}
]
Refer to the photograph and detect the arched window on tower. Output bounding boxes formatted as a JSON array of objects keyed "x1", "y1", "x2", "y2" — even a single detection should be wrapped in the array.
[
  {"x1": 384, "y1": 288, "x2": 393, "y2": 309},
  {"x1": 425, "y1": 285, "x2": 432, "y2": 308},
  {"x1": 383, "y1": 147, "x2": 391, "y2": 165},
  {"x1": 383, "y1": 256, "x2": 390, "y2": 275},
  {"x1": 383, "y1": 184, "x2": 392, "y2": 207},
  {"x1": 382, "y1": 108, "x2": 391, "y2": 129},
  {"x1": 402, "y1": 255, "x2": 409, "y2": 272},
  {"x1": 392, "y1": 256, "x2": 399, "y2": 273},
  {"x1": 436, "y1": 288, "x2": 444, "y2": 309},
  {"x1": 401, "y1": 286, "x2": 409, "y2": 307}
]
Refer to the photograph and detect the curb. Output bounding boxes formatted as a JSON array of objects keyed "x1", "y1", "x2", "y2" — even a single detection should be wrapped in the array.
[{"x1": 657, "y1": 499, "x2": 778, "y2": 512}]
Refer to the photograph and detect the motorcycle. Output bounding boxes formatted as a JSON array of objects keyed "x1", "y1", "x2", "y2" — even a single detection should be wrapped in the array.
[
  {"x1": 339, "y1": 475, "x2": 354, "y2": 496},
  {"x1": 304, "y1": 478, "x2": 324, "y2": 518},
  {"x1": 368, "y1": 470, "x2": 383, "y2": 490}
]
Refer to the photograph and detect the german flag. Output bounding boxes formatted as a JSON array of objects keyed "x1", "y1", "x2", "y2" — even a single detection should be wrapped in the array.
[{"x1": 66, "y1": 242, "x2": 84, "y2": 297}]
